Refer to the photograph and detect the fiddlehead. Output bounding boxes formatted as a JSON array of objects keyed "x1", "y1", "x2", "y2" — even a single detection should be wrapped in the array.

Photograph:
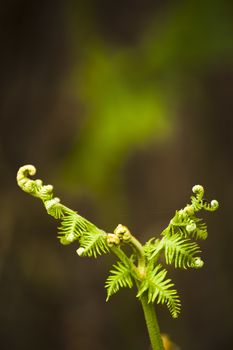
[
  {"x1": 17, "y1": 165, "x2": 109, "y2": 250},
  {"x1": 17, "y1": 164, "x2": 64, "y2": 218},
  {"x1": 145, "y1": 185, "x2": 219, "y2": 263},
  {"x1": 191, "y1": 185, "x2": 219, "y2": 212},
  {"x1": 17, "y1": 164, "x2": 53, "y2": 201}
]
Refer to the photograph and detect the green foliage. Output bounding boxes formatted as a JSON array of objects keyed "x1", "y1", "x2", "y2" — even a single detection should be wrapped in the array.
[
  {"x1": 105, "y1": 261, "x2": 133, "y2": 301},
  {"x1": 44, "y1": 198, "x2": 65, "y2": 219},
  {"x1": 137, "y1": 264, "x2": 181, "y2": 318},
  {"x1": 163, "y1": 235, "x2": 202, "y2": 269},
  {"x1": 58, "y1": 210, "x2": 106, "y2": 245},
  {"x1": 143, "y1": 238, "x2": 164, "y2": 262},
  {"x1": 17, "y1": 164, "x2": 219, "y2": 349},
  {"x1": 58, "y1": 212, "x2": 95, "y2": 245},
  {"x1": 166, "y1": 211, "x2": 208, "y2": 240},
  {"x1": 77, "y1": 229, "x2": 109, "y2": 258}
]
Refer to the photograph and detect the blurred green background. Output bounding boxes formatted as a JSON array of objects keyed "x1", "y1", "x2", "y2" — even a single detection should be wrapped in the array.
[{"x1": 0, "y1": 0, "x2": 232, "y2": 349}]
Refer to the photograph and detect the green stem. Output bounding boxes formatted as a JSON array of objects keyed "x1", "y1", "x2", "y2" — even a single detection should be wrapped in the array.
[
  {"x1": 110, "y1": 246, "x2": 137, "y2": 275},
  {"x1": 140, "y1": 293, "x2": 164, "y2": 350},
  {"x1": 129, "y1": 234, "x2": 145, "y2": 273}
]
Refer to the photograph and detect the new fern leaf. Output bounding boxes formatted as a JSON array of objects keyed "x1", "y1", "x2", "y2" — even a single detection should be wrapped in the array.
[
  {"x1": 137, "y1": 265, "x2": 181, "y2": 318},
  {"x1": 105, "y1": 261, "x2": 133, "y2": 301}
]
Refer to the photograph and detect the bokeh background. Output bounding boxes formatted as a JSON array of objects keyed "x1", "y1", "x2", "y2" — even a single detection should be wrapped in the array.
[{"x1": 0, "y1": 0, "x2": 232, "y2": 349}]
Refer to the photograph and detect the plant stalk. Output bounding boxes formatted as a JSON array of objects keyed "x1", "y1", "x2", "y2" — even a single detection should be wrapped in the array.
[{"x1": 140, "y1": 293, "x2": 164, "y2": 350}]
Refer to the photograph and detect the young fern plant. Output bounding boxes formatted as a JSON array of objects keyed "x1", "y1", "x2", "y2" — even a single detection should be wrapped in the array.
[{"x1": 17, "y1": 165, "x2": 219, "y2": 350}]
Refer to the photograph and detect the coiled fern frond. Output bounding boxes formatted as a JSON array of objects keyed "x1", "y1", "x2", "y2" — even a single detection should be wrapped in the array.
[{"x1": 16, "y1": 165, "x2": 109, "y2": 257}]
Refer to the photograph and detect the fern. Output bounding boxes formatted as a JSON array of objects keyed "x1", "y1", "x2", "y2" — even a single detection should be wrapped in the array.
[
  {"x1": 105, "y1": 261, "x2": 133, "y2": 301},
  {"x1": 77, "y1": 229, "x2": 109, "y2": 258},
  {"x1": 137, "y1": 265, "x2": 181, "y2": 318},
  {"x1": 17, "y1": 165, "x2": 219, "y2": 350}
]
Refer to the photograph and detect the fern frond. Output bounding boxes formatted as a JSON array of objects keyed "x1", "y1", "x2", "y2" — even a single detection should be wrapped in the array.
[
  {"x1": 137, "y1": 265, "x2": 181, "y2": 318},
  {"x1": 58, "y1": 212, "x2": 98, "y2": 245},
  {"x1": 163, "y1": 234, "x2": 201, "y2": 268},
  {"x1": 77, "y1": 229, "x2": 109, "y2": 258},
  {"x1": 105, "y1": 261, "x2": 133, "y2": 301}
]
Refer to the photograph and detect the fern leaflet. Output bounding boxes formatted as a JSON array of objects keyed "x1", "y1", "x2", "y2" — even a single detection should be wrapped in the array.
[
  {"x1": 163, "y1": 234, "x2": 201, "y2": 268},
  {"x1": 58, "y1": 212, "x2": 99, "y2": 245},
  {"x1": 164, "y1": 211, "x2": 208, "y2": 241},
  {"x1": 137, "y1": 265, "x2": 181, "y2": 318},
  {"x1": 191, "y1": 218, "x2": 208, "y2": 240},
  {"x1": 105, "y1": 261, "x2": 133, "y2": 301},
  {"x1": 77, "y1": 229, "x2": 109, "y2": 258},
  {"x1": 143, "y1": 238, "x2": 165, "y2": 262}
]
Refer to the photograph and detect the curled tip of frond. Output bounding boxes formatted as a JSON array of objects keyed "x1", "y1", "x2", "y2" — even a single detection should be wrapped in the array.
[
  {"x1": 113, "y1": 224, "x2": 132, "y2": 244},
  {"x1": 106, "y1": 233, "x2": 120, "y2": 247},
  {"x1": 76, "y1": 247, "x2": 85, "y2": 256},
  {"x1": 17, "y1": 164, "x2": 36, "y2": 187},
  {"x1": 59, "y1": 236, "x2": 74, "y2": 245},
  {"x1": 192, "y1": 185, "x2": 204, "y2": 197},
  {"x1": 202, "y1": 198, "x2": 219, "y2": 212},
  {"x1": 190, "y1": 185, "x2": 219, "y2": 213},
  {"x1": 191, "y1": 257, "x2": 204, "y2": 269},
  {"x1": 192, "y1": 185, "x2": 204, "y2": 193},
  {"x1": 114, "y1": 224, "x2": 127, "y2": 235},
  {"x1": 186, "y1": 223, "x2": 196, "y2": 233},
  {"x1": 17, "y1": 164, "x2": 55, "y2": 203},
  {"x1": 211, "y1": 200, "x2": 219, "y2": 210},
  {"x1": 19, "y1": 164, "x2": 36, "y2": 176}
]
